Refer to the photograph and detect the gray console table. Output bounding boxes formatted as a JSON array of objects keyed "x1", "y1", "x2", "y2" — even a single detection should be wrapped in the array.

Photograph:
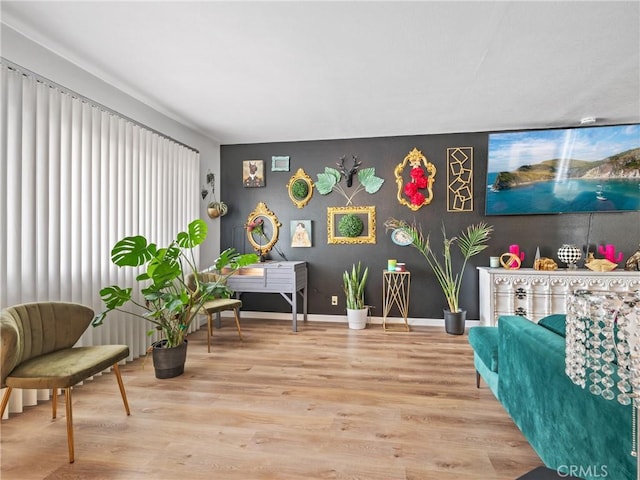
[{"x1": 225, "y1": 261, "x2": 308, "y2": 332}]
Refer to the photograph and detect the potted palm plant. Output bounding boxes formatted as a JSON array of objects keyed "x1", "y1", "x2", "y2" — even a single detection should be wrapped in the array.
[
  {"x1": 385, "y1": 218, "x2": 493, "y2": 335},
  {"x1": 92, "y1": 218, "x2": 258, "y2": 378},
  {"x1": 342, "y1": 262, "x2": 369, "y2": 329}
]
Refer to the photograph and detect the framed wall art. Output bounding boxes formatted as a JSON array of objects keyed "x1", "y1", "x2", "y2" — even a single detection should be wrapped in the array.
[
  {"x1": 271, "y1": 155, "x2": 290, "y2": 172},
  {"x1": 327, "y1": 205, "x2": 376, "y2": 245},
  {"x1": 447, "y1": 147, "x2": 473, "y2": 212},
  {"x1": 290, "y1": 220, "x2": 312, "y2": 247},
  {"x1": 286, "y1": 168, "x2": 314, "y2": 208},
  {"x1": 243, "y1": 160, "x2": 265, "y2": 188},
  {"x1": 394, "y1": 147, "x2": 436, "y2": 211}
]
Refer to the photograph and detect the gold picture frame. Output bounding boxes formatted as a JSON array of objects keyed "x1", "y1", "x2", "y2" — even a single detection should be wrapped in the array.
[
  {"x1": 246, "y1": 202, "x2": 281, "y2": 254},
  {"x1": 286, "y1": 168, "x2": 314, "y2": 208},
  {"x1": 327, "y1": 206, "x2": 376, "y2": 245},
  {"x1": 447, "y1": 147, "x2": 474, "y2": 212},
  {"x1": 394, "y1": 147, "x2": 436, "y2": 211}
]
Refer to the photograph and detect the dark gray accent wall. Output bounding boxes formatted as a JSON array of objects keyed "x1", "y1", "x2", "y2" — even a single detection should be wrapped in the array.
[{"x1": 220, "y1": 132, "x2": 639, "y2": 320}]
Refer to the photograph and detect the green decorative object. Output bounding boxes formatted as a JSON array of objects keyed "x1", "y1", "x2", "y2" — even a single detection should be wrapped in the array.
[
  {"x1": 338, "y1": 213, "x2": 364, "y2": 238},
  {"x1": 93, "y1": 219, "x2": 258, "y2": 349},
  {"x1": 291, "y1": 179, "x2": 309, "y2": 199},
  {"x1": 342, "y1": 262, "x2": 369, "y2": 310},
  {"x1": 384, "y1": 218, "x2": 493, "y2": 314},
  {"x1": 316, "y1": 167, "x2": 342, "y2": 194},
  {"x1": 316, "y1": 156, "x2": 384, "y2": 206}
]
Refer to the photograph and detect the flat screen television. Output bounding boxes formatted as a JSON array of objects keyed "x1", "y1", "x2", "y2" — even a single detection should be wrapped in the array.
[{"x1": 485, "y1": 124, "x2": 640, "y2": 215}]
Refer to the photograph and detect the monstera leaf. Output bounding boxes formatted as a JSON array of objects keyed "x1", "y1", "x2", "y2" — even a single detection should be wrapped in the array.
[
  {"x1": 92, "y1": 286, "x2": 133, "y2": 326},
  {"x1": 358, "y1": 167, "x2": 384, "y2": 194},
  {"x1": 176, "y1": 218, "x2": 207, "y2": 249},
  {"x1": 111, "y1": 236, "x2": 157, "y2": 267}
]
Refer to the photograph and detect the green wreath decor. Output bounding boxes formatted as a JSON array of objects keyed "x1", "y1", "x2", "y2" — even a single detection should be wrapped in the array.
[
  {"x1": 338, "y1": 214, "x2": 364, "y2": 237},
  {"x1": 291, "y1": 179, "x2": 309, "y2": 200}
]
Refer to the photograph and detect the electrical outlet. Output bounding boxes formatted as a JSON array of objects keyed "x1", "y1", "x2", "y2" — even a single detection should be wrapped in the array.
[{"x1": 331, "y1": 295, "x2": 338, "y2": 306}]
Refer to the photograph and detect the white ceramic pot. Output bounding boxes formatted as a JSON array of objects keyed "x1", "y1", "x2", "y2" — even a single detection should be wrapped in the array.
[{"x1": 347, "y1": 308, "x2": 368, "y2": 330}]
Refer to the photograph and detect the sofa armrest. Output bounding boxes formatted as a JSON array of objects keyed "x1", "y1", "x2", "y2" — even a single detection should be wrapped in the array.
[{"x1": 498, "y1": 315, "x2": 635, "y2": 479}]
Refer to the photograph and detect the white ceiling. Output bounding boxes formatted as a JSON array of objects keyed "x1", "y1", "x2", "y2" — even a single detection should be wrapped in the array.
[{"x1": 2, "y1": 1, "x2": 639, "y2": 145}]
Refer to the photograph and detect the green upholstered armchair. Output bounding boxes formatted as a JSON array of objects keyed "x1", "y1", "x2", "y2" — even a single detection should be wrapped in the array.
[{"x1": 0, "y1": 302, "x2": 131, "y2": 463}]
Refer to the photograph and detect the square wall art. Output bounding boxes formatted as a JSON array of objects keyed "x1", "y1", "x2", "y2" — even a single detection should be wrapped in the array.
[
  {"x1": 243, "y1": 160, "x2": 265, "y2": 187},
  {"x1": 291, "y1": 220, "x2": 312, "y2": 247}
]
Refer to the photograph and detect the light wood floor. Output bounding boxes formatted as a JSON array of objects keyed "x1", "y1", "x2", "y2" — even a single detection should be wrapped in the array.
[{"x1": 1, "y1": 319, "x2": 542, "y2": 480}]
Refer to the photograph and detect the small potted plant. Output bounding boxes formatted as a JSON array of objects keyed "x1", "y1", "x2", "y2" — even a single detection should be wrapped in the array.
[
  {"x1": 385, "y1": 218, "x2": 493, "y2": 335},
  {"x1": 342, "y1": 262, "x2": 369, "y2": 329},
  {"x1": 92, "y1": 218, "x2": 258, "y2": 378},
  {"x1": 202, "y1": 171, "x2": 228, "y2": 218}
]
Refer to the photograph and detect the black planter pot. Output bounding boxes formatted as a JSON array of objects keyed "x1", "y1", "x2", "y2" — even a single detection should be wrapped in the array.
[
  {"x1": 443, "y1": 309, "x2": 467, "y2": 335},
  {"x1": 151, "y1": 339, "x2": 188, "y2": 379}
]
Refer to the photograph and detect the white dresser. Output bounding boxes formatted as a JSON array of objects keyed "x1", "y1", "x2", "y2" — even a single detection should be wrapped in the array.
[{"x1": 477, "y1": 267, "x2": 640, "y2": 326}]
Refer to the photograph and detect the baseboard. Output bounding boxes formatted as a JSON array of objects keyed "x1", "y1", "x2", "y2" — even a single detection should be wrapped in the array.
[{"x1": 214, "y1": 310, "x2": 480, "y2": 328}]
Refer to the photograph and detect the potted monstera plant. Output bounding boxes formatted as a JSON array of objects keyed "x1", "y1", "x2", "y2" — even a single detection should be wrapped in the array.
[
  {"x1": 385, "y1": 218, "x2": 493, "y2": 335},
  {"x1": 92, "y1": 218, "x2": 257, "y2": 378}
]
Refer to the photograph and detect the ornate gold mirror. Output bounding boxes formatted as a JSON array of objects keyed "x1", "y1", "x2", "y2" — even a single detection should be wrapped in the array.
[
  {"x1": 394, "y1": 147, "x2": 436, "y2": 211},
  {"x1": 286, "y1": 168, "x2": 314, "y2": 208},
  {"x1": 246, "y1": 202, "x2": 281, "y2": 255}
]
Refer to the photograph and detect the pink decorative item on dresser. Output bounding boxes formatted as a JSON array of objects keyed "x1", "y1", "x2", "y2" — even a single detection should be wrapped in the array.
[
  {"x1": 508, "y1": 244, "x2": 525, "y2": 268},
  {"x1": 598, "y1": 244, "x2": 624, "y2": 263}
]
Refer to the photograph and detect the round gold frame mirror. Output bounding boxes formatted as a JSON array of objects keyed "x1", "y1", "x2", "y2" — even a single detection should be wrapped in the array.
[
  {"x1": 246, "y1": 202, "x2": 281, "y2": 255},
  {"x1": 286, "y1": 168, "x2": 314, "y2": 208}
]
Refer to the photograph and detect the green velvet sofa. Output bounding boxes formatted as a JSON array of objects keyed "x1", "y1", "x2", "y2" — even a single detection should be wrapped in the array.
[{"x1": 469, "y1": 315, "x2": 635, "y2": 480}]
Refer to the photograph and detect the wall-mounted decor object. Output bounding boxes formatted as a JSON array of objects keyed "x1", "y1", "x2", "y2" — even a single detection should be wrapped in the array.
[
  {"x1": 485, "y1": 123, "x2": 640, "y2": 216},
  {"x1": 447, "y1": 147, "x2": 473, "y2": 212},
  {"x1": 327, "y1": 206, "x2": 376, "y2": 244},
  {"x1": 243, "y1": 160, "x2": 265, "y2": 187},
  {"x1": 245, "y1": 202, "x2": 281, "y2": 256},
  {"x1": 390, "y1": 228, "x2": 412, "y2": 246},
  {"x1": 316, "y1": 156, "x2": 384, "y2": 206},
  {"x1": 202, "y1": 170, "x2": 228, "y2": 218},
  {"x1": 271, "y1": 155, "x2": 290, "y2": 172},
  {"x1": 286, "y1": 168, "x2": 314, "y2": 208},
  {"x1": 291, "y1": 220, "x2": 312, "y2": 247},
  {"x1": 394, "y1": 147, "x2": 436, "y2": 211}
]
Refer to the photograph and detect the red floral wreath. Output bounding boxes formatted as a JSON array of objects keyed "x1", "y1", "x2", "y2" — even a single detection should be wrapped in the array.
[{"x1": 403, "y1": 167, "x2": 430, "y2": 206}]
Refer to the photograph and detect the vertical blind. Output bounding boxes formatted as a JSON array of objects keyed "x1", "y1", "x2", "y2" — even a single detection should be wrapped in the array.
[{"x1": 0, "y1": 61, "x2": 200, "y2": 414}]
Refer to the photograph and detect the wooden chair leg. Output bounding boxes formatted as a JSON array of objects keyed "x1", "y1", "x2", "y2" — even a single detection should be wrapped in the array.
[
  {"x1": 476, "y1": 370, "x2": 481, "y2": 388},
  {"x1": 0, "y1": 387, "x2": 13, "y2": 418},
  {"x1": 65, "y1": 387, "x2": 74, "y2": 463},
  {"x1": 113, "y1": 363, "x2": 131, "y2": 415},
  {"x1": 52, "y1": 388, "x2": 58, "y2": 418},
  {"x1": 233, "y1": 307, "x2": 243, "y2": 341},
  {"x1": 207, "y1": 312, "x2": 213, "y2": 353}
]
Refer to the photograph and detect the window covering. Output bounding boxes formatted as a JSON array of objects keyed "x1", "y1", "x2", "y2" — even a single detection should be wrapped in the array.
[{"x1": 0, "y1": 60, "x2": 199, "y2": 415}]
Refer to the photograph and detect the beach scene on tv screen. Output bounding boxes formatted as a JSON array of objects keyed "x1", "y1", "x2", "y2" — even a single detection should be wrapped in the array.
[{"x1": 486, "y1": 124, "x2": 640, "y2": 215}]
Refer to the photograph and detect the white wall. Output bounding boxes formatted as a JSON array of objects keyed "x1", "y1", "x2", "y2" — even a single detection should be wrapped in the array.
[{"x1": 1, "y1": 25, "x2": 222, "y2": 265}]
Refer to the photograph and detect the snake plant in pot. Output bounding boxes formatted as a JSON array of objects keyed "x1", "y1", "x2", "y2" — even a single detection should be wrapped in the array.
[
  {"x1": 385, "y1": 218, "x2": 493, "y2": 335},
  {"x1": 342, "y1": 262, "x2": 369, "y2": 329},
  {"x1": 92, "y1": 218, "x2": 258, "y2": 378}
]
